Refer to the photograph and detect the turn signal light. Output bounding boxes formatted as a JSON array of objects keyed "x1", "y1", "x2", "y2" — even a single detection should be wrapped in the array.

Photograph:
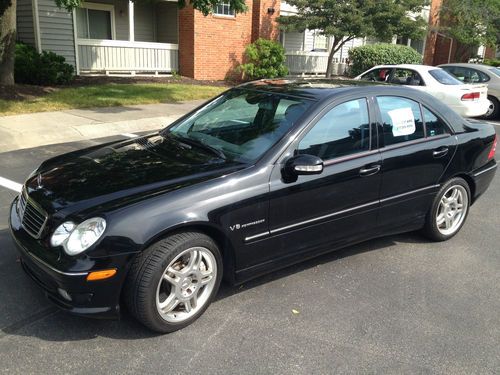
[
  {"x1": 86, "y1": 269, "x2": 117, "y2": 281},
  {"x1": 488, "y1": 135, "x2": 497, "y2": 160},
  {"x1": 461, "y1": 92, "x2": 480, "y2": 101}
]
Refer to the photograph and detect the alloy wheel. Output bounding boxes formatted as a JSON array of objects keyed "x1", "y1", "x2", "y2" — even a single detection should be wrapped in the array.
[
  {"x1": 156, "y1": 247, "x2": 217, "y2": 323},
  {"x1": 485, "y1": 98, "x2": 496, "y2": 118},
  {"x1": 436, "y1": 185, "x2": 468, "y2": 236}
]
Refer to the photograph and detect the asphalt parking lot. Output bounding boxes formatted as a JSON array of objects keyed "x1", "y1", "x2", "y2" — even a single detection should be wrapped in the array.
[{"x1": 0, "y1": 124, "x2": 499, "y2": 374}]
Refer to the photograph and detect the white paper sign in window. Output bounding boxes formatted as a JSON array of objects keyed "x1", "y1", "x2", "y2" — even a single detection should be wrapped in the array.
[{"x1": 388, "y1": 107, "x2": 416, "y2": 137}]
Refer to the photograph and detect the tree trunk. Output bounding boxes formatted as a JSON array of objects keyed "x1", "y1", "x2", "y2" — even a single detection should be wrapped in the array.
[
  {"x1": 325, "y1": 41, "x2": 338, "y2": 78},
  {"x1": 0, "y1": 0, "x2": 17, "y2": 86},
  {"x1": 325, "y1": 37, "x2": 353, "y2": 78}
]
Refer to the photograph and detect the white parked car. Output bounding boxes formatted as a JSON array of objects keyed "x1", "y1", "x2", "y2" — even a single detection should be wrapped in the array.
[
  {"x1": 354, "y1": 64, "x2": 490, "y2": 118},
  {"x1": 439, "y1": 63, "x2": 500, "y2": 119}
]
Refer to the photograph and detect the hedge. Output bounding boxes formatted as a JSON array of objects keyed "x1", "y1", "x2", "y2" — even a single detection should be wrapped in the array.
[
  {"x1": 15, "y1": 44, "x2": 74, "y2": 85},
  {"x1": 348, "y1": 43, "x2": 423, "y2": 77}
]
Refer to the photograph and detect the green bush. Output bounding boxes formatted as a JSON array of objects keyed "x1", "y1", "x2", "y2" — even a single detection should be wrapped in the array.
[
  {"x1": 483, "y1": 58, "x2": 500, "y2": 67},
  {"x1": 15, "y1": 43, "x2": 74, "y2": 85},
  {"x1": 348, "y1": 43, "x2": 423, "y2": 77},
  {"x1": 239, "y1": 38, "x2": 288, "y2": 80}
]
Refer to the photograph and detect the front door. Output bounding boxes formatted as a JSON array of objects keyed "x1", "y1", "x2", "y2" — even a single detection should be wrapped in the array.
[{"x1": 262, "y1": 97, "x2": 382, "y2": 264}]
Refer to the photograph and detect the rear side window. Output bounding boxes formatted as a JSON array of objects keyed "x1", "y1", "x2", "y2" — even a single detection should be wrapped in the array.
[
  {"x1": 377, "y1": 96, "x2": 424, "y2": 146},
  {"x1": 297, "y1": 98, "x2": 370, "y2": 160},
  {"x1": 428, "y1": 69, "x2": 463, "y2": 85},
  {"x1": 422, "y1": 106, "x2": 450, "y2": 136}
]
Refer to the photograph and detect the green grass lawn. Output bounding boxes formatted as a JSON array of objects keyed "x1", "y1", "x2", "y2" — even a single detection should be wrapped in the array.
[{"x1": 0, "y1": 83, "x2": 227, "y2": 116}]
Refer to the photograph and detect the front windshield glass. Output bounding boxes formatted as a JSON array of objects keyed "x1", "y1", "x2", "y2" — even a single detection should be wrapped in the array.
[
  {"x1": 164, "y1": 88, "x2": 313, "y2": 163},
  {"x1": 428, "y1": 69, "x2": 463, "y2": 85}
]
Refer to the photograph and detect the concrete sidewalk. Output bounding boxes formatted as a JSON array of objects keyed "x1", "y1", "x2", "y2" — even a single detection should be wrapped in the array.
[{"x1": 0, "y1": 100, "x2": 204, "y2": 153}]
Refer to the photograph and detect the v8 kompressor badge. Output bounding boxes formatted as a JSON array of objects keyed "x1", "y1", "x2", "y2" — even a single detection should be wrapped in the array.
[{"x1": 230, "y1": 219, "x2": 265, "y2": 231}]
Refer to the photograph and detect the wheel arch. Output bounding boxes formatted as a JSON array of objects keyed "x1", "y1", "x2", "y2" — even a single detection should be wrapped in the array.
[
  {"x1": 450, "y1": 173, "x2": 476, "y2": 204},
  {"x1": 137, "y1": 221, "x2": 237, "y2": 284}
]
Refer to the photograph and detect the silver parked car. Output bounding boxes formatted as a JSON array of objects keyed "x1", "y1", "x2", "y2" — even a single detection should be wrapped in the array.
[{"x1": 439, "y1": 63, "x2": 500, "y2": 119}]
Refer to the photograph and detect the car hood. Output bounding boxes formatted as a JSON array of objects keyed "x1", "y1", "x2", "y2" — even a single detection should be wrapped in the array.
[{"x1": 24, "y1": 133, "x2": 244, "y2": 216}]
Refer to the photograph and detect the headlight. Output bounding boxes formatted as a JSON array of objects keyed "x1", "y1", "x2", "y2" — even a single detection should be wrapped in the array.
[
  {"x1": 50, "y1": 222, "x2": 76, "y2": 247},
  {"x1": 50, "y1": 217, "x2": 106, "y2": 256}
]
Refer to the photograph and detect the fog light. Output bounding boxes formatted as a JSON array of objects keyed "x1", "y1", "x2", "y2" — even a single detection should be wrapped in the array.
[
  {"x1": 57, "y1": 288, "x2": 72, "y2": 301},
  {"x1": 86, "y1": 269, "x2": 117, "y2": 281}
]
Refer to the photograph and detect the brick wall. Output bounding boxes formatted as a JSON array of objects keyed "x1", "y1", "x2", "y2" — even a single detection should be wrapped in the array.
[
  {"x1": 252, "y1": 0, "x2": 280, "y2": 41},
  {"x1": 423, "y1": 0, "x2": 442, "y2": 65},
  {"x1": 178, "y1": 0, "x2": 281, "y2": 81},
  {"x1": 178, "y1": 6, "x2": 196, "y2": 78}
]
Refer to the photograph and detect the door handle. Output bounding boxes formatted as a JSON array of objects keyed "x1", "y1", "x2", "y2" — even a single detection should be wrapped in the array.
[
  {"x1": 433, "y1": 147, "x2": 449, "y2": 158},
  {"x1": 359, "y1": 164, "x2": 381, "y2": 177}
]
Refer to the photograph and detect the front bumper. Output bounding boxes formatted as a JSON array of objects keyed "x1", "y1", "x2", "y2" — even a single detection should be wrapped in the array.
[{"x1": 9, "y1": 198, "x2": 130, "y2": 319}]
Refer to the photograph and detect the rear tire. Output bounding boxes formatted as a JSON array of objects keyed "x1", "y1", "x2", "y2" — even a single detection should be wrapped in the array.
[
  {"x1": 124, "y1": 232, "x2": 222, "y2": 333},
  {"x1": 422, "y1": 178, "x2": 471, "y2": 242},
  {"x1": 483, "y1": 96, "x2": 500, "y2": 120}
]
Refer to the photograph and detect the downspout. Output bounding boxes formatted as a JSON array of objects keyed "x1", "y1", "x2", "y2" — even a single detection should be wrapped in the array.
[{"x1": 32, "y1": 0, "x2": 42, "y2": 53}]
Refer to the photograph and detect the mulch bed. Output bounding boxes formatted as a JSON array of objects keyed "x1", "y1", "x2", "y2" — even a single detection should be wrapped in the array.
[{"x1": 0, "y1": 75, "x2": 232, "y2": 102}]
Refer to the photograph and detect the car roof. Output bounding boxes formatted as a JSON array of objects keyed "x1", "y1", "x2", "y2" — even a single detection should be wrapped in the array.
[
  {"x1": 438, "y1": 63, "x2": 495, "y2": 71},
  {"x1": 369, "y1": 64, "x2": 441, "y2": 73},
  {"x1": 238, "y1": 78, "x2": 398, "y2": 100},
  {"x1": 237, "y1": 78, "x2": 466, "y2": 133}
]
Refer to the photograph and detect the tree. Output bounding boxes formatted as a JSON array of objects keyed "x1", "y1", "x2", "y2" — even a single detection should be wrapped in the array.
[
  {"x1": 0, "y1": 0, "x2": 247, "y2": 86},
  {"x1": 278, "y1": 0, "x2": 428, "y2": 77},
  {"x1": 439, "y1": 0, "x2": 500, "y2": 61}
]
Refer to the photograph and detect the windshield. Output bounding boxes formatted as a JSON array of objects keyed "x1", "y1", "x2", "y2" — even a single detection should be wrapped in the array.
[
  {"x1": 489, "y1": 67, "x2": 500, "y2": 77},
  {"x1": 428, "y1": 69, "x2": 463, "y2": 85},
  {"x1": 164, "y1": 88, "x2": 313, "y2": 163}
]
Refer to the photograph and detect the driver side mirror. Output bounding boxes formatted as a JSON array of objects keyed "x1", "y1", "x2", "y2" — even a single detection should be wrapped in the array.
[{"x1": 282, "y1": 154, "x2": 324, "y2": 183}]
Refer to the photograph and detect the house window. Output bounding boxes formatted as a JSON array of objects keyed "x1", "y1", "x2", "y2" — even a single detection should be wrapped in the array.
[
  {"x1": 312, "y1": 32, "x2": 328, "y2": 51},
  {"x1": 76, "y1": 3, "x2": 114, "y2": 40},
  {"x1": 213, "y1": 2, "x2": 235, "y2": 16}
]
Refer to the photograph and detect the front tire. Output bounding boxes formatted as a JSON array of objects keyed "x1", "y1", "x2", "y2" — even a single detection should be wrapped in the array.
[
  {"x1": 422, "y1": 178, "x2": 471, "y2": 242},
  {"x1": 124, "y1": 232, "x2": 222, "y2": 333}
]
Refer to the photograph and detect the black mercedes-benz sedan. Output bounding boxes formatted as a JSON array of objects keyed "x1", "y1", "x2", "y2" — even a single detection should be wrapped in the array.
[{"x1": 10, "y1": 80, "x2": 497, "y2": 333}]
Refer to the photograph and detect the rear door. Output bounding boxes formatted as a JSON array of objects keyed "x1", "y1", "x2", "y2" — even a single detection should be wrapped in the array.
[{"x1": 375, "y1": 95, "x2": 458, "y2": 231}]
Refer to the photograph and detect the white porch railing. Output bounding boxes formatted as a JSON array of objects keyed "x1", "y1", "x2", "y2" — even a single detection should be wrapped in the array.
[
  {"x1": 285, "y1": 51, "x2": 348, "y2": 76},
  {"x1": 77, "y1": 39, "x2": 179, "y2": 74}
]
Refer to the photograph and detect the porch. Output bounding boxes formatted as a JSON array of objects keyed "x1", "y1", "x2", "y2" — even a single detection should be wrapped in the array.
[{"x1": 74, "y1": 0, "x2": 179, "y2": 75}]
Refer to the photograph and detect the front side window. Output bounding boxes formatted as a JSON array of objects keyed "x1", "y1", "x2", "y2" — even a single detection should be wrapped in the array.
[
  {"x1": 442, "y1": 66, "x2": 490, "y2": 83},
  {"x1": 377, "y1": 96, "x2": 424, "y2": 146},
  {"x1": 76, "y1": 7, "x2": 113, "y2": 39},
  {"x1": 423, "y1": 106, "x2": 450, "y2": 137},
  {"x1": 390, "y1": 69, "x2": 424, "y2": 86},
  {"x1": 297, "y1": 98, "x2": 370, "y2": 160},
  {"x1": 213, "y1": 2, "x2": 235, "y2": 16},
  {"x1": 428, "y1": 69, "x2": 463, "y2": 85},
  {"x1": 360, "y1": 68, "x2": 392, "y2": 82},
  {"x1": 166, "y1": 89, "x2": 312, "y2": 162}
]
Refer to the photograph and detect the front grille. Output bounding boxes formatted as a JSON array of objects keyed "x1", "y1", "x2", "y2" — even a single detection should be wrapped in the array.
[{"x1": 17, "y1": 189, "x2": 48, "y2": 239}]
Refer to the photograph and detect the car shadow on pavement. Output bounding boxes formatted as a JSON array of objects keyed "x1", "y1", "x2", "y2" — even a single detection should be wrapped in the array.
[{"x1": 0, "y1": 227, "x2": 429, "y2": 342}]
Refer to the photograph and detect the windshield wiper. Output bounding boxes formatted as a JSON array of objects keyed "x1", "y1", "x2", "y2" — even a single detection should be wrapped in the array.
[{"x1": 168, "y1": 133, "x2": 226, "y2": 160}]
